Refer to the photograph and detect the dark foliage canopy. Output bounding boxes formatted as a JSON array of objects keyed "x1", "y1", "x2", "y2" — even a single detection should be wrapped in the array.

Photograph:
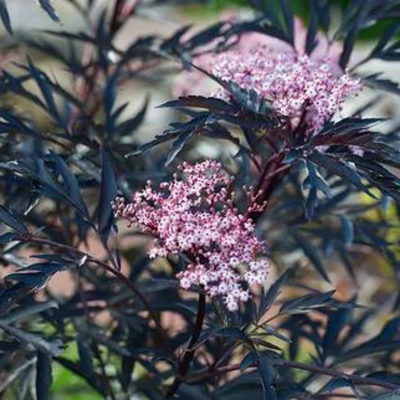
[{"x1": 1, "y1": 1, "x2": 400, "y2": 399}]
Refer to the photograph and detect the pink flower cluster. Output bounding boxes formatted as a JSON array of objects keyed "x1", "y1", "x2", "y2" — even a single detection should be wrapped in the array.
[
  {"x1": 211, "y1": 51, "x2": 361, "y2": 131},
  {"x1": 173, "y1": 16, "x2": 362, "y2": 131},
  {"x1": 113, "y1": 160, "x2": 270, "y2": 311}
]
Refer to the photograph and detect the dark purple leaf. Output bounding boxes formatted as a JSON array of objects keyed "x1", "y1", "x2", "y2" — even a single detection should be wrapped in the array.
[
  {"x1": 36, "y1": 351, "x2": 52, "y2": 400},
  {"x1": 0, "y1": 205, "x2": 28, "y2": 233},
  {"x1": 0, "y1": 0, "x2": 12, "y2": 35},
  {"x1": 97, "y1": 148, "x2": 117, "y2": 244},
  {"x1": 291, "y1": 231, "x2": 331, "y2": 283},
  {"x1": 258, "y1": 353, "x2": 277, "y2": 400},
  {"x1": 38, "y1": 0, "x2": 60, "y2": 22}
]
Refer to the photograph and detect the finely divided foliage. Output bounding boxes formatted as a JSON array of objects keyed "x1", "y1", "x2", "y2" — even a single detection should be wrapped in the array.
[{"x1": 1, "y1": 1, "x2": 400, "y2": 399}]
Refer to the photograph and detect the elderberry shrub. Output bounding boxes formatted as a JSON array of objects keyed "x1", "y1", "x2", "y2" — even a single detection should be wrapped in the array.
[{"x1": 1, "y1": 1, "x2": 400, "y2": 399}]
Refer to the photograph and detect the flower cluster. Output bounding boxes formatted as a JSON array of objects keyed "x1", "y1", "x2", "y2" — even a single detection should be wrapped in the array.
[
  {"x1": 211, "y1": 50, "x2": 361, "y2": 131},
  {"x1": 173, "y1": 16, "x2": 361, "y2": 131},
  {"x1": 113, "y1": 160, "x2": 271, "y2": 311}
]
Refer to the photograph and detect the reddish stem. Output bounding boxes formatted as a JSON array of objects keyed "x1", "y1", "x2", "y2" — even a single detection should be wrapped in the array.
[{"x1": 249, "y1": 153, "x2": 289, "y2": 221}]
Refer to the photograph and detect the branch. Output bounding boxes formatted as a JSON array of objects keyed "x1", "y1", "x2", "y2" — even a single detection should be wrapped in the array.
[
  {"x1": 110, "y1": 0, "x2": 126, "y2": 34},
  {"x1": 249, "y1": 153, "x2": 290, "y2": 220}
]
